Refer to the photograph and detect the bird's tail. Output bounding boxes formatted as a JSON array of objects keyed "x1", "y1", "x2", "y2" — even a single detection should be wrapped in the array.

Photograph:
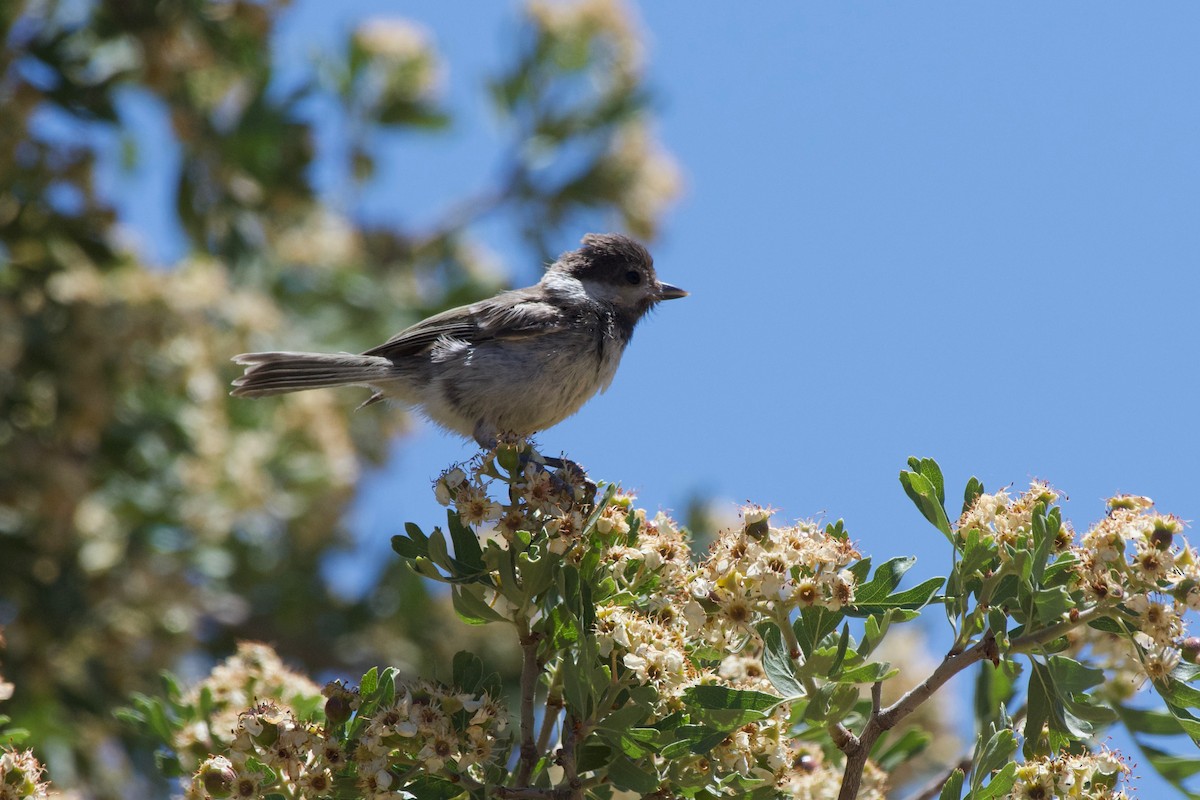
[{"x1": 230, "y1": 351, "x2": 394, "y2": 397}]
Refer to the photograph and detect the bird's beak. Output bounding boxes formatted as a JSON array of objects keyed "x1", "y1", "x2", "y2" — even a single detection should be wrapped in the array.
[{"x1": 657, "y1": 282, "x2": 688, "y2": 300}]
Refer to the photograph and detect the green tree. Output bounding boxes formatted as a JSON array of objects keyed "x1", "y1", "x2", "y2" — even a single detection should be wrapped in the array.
[{"x1": 0, "y1": 0, "x2": 677, "y2": 795}]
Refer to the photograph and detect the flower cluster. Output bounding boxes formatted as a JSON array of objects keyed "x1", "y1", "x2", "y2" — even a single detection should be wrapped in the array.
[
  {"x1": 956, "y1": 481, "x2": 1066, "y2": 557},
  {"x1": 173, "y1": 642, "x2": 323, "y2": 772},
  {"x1": 1076, "y1": 494, "x2": 1191, "y2": 605},
  {"x1": 0, "y1": 748, "x2": 51, "y2": 800},
  {"x1": 594, "y1": 604, "x2": 696, "y2": 706},
  {"x1": 598, "y1": 507, "x2": 693, "y2": 599},
  {"x1": 185, "y1": 646, "x2": 507, "y2": 800},
  {"x1": 190, "y1": 703, "x2": 334, "y2": 799},
  {"x1": 1008, "y1": 749, "x2": 1130, "y2": 800},
  {"x1": 958, "y1": 484, "x2": 1197, "y2": 693},
  {"x1": 352, "y1": 680, "x2": 506, "y2": 790},
  {"x1": 777, "y1": 747, "x2": 887, "y2": 800},
  {"x1": 0, "y1": 630, "x2": 50, "y2": 799},
  {"x1": 687, "y1": 505, "x2": 860, "y2": 646},
  {"x1": 1068, "y1": 495, "x2": 1195, "y2": 691},
  {"x1": 433, "y1": 451, "x2": 595, "y2": 554}
]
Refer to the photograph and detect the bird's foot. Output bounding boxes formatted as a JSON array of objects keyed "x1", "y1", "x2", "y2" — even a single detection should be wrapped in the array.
[{"x1": 512, "y1": 447, "x2": 595, "y2": 508}]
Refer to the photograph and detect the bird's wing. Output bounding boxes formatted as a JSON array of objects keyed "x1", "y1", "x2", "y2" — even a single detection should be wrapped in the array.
[{"x1": 363, "y1": 290, "x2": 568, "y2": 360}]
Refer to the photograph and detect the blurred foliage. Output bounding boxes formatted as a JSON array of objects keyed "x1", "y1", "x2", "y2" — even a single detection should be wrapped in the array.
[{"x1": 0, "y1": 0, "x2": 677, "y2": 795}]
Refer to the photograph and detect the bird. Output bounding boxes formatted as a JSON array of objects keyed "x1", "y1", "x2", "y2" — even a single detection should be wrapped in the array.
[{"x1": 231, "y1": 233, "x2": 686, "y2": 449}]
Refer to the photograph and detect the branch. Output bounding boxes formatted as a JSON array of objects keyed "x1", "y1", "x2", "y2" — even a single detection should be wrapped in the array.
[
  {"x1": 878, "y1": 635, "x2": 993, "y2": 731},
  {"x1": 776, "y1": 611, "x2": 857, "y2": 751},
  {"x1": 560, "y1": 713, "x2": 583, "y2": 800},
  {"x1": 535, "y1": 660, "x2": 565, "y2": 756},
  {"x1": 837, "y1": 635, "x2": 993, "y2": 800},
  {"x1": 1008, "y1": 605, "x2": 1106, "y2": 653},
  {"x1": 515, "y1": 619, "x2": 542, "y2": 787}
]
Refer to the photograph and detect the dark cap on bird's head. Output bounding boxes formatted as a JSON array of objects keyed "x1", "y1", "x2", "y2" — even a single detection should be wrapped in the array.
[{"x1": 554, "y1": 233, "x2": 687, "y2": 303}]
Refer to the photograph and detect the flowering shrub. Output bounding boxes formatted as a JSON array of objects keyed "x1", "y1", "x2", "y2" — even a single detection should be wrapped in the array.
[{"x1": 115, "y1": 450, "x2": 1200, "y2": 799}]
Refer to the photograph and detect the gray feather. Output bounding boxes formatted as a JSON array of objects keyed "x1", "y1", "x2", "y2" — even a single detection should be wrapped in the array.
[{"x1": 230, "y1": 352, "x2": 393, "y2": 397}]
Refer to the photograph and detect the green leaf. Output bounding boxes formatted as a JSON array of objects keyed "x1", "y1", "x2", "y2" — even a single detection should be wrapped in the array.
[
  {"x1": 125, "y1": 694, "x2": 174, "y2": 742},
  {"x1": 545, "y1": 605, "x2": 582, "y2": 649},
  {"x1": 825, "y1": 518, "x2": 849, "y2": 541},
  {"x1": 682, "y1": 686, "x2": 782, "y2": 728},
  {"x1": 518, "y1": 546, "x2": 558, "y2": 599},
  {"x1": 794, "y1": 606, "x2": 844, "y2": 658},
  {"x1": 826, "y1": 683, "x2": 860, "y2": 721},
  {"x1": 377, "y1": 667, "x2": 398, "y2": 708},
  {"x1": 1031, "y1": 585, "x2": 1073, "y2": 626},
  {"x1": 607, "y1": 754, "x2": 660, "y2": 794},
  {"x1": 972, "y1": 727, "x2": 1017, "y2": 795},
  {"x1": 154, "y1": 750, "x2": 182, "y2": 778},
  {"x1": 758, "y1": 621, "x2": 805, "y2": 699},
  {"x1": 684, "y1": 685, "x2": 782, "y2": 712},
  {"x1": 447, "y1": 511, "x2": 484, "y2": 572},
  {"x1": 830, "y1": 624, "x2": 851, "y2": 677},
  {"x1": 900, "y1": 466, "x2": 953, "y2": 541},
  {"x1": 939, "y1": 768, "x2": 964, "y2": 800},
  {"x1": 852, "y1": 557, "x2": 917, "y2": 604},
  {"x1": 1029, "y1": 503, "x2": 1055, "y2": 585},
  {"x1": 972, "y1": 761, "x2": 1017, "y2": 800},
  {"x1": 562, "y1": 655, "x2": 589, "y2": 715},
  {"x1": 426, "y1": 528, "x2": 453, "y2": 572},
  {"x1": 1088, "y1": 614, "x2": 1125, "y2": 634},
  {"x1": 360, "y1": 667, "x2": 379, "y2": 698},
  {"x1": 1118, "y1": 704, "x2": 1192, "y2": 736},
  {"x1": 451, "y1": 584, "x2": 508, "y2": 625},
  {"x1": 974, "y1": 660, "x2": 1017, "y2": 733},
  {"x1": 962, "y1": 477, "x2": 984, "y2": 516},
  {"x1": 875, "y1": 726, "x2": 931, "y2": 771},
  {"x1": 661, "y1": 725, "x2": 715, "y2": 759},
  {"x1": 907, "y1": 457, "x2": 946, "y2": 505},
  {"x1": 452, "y1": 651, "x2": 484, "y2": 692},
  {"x1": 596, "y1": 705, "x2": 658, "y2": 758},
  {"x1": 391, "y1": 523, "x2": 430, "y2": 560},
  {"x1": 1024, "y1": 655, "x2": 1114, "y2": 754},
  {"x1": 576, "y1": 740, "x2": 613, "y2": 773},
  {"x1": 848, "y1": 576, "x2": 945, "y2": 617},
  {"x1": 838, "y1": 661, "x2": 896, "y2": 684},
  {"x1": 388, "y1": 534, "x2": 427, "y2": 561}
]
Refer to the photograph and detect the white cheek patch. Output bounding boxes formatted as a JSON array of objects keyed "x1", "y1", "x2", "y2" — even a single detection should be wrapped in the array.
[
  {"x1": 542, "y1": 271, "x2": 591, "y2": 302},
  {"x1": 579, "y1": 278, "x2": 624, "y2": 305}
]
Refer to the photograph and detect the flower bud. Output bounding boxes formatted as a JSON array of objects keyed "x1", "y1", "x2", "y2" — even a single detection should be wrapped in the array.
[
  {"x1": 742, "y1": 505, "x2": 771, "y2": 539},
  {"x1": 324, "y1": 691, "x2": 354, "y2": 725},
  {"x1": 198, "y1": 756, "x2": 236, "y2": 799},
  {"x1": 1150, "y1": 525, "x2": 1174, "y2": 551},
  {"x1": 1182, "y1": 637, "x2": 1200, "y2": 664}
]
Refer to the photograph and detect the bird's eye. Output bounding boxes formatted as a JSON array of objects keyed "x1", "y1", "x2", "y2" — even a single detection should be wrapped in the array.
[{"x1": 624, "y1": 270, "x2": 642, "y2": 285}]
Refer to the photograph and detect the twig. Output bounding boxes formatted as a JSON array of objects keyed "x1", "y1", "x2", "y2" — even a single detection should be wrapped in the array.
[
  {"x1": 836, "y1": 606, "x2": 1110, "y2": 799},
  {"x1": 1008, "y1": 605, "x2": 1105, "y2": 653},
  {"x1": 515, "y1": 618, "x2": 542, "y2": 787},
  {"x1": 776, "y1": 611, "x2": 857, "y2": 751},
  {"x1": 560, "y1": 713, "x2": 583, "y2": 800},
  {"x1": 535, "y1": 660, "x2": 565, "y2": 756},
  {"x1": 836, "y1": 635, "x2": 993, "y2": 800}
]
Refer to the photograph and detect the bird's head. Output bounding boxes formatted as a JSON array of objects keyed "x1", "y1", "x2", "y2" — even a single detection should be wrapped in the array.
[{"x1": 550, "y1": 233, "x2": 687, "y2": 317}]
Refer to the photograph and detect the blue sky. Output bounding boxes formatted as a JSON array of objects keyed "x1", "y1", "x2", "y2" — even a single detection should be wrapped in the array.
[{"x1": 103, "y1": 1, "x2": 1200, "y2": 793}]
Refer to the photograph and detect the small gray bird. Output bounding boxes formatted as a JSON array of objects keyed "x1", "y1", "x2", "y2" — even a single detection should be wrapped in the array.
[{"x1": 231, "y1": 233, "x2": 686, "y2": 448}]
